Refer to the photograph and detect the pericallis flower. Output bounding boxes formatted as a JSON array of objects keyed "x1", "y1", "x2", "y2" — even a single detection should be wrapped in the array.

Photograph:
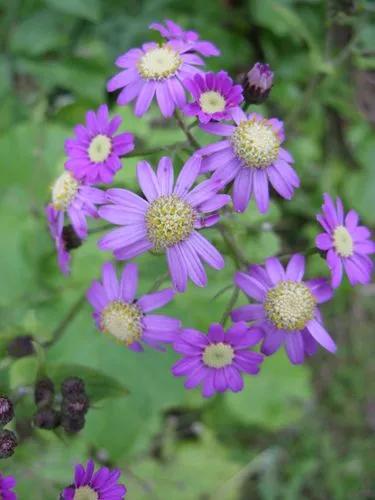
[
  {"x1": 183, "y1": 71, "x2": 243, "y2": 123},
  {"x1": 0, "y1": 472, "x2": 17, "y2": 499},
  {"x1": 231, "y1": 255, "x2": 336, "y2": 365},
  {"x1": 316, "y1": 193, "x2": 375, "y2": 288},
  {"x1": 149, "y1": 19, "x2": 220, "y2": 57},
  {"x1": 46, "y1": 171, "x2": 106, "y2": 242},
  {"x1": 64, "y1": 104, "x2": 134, "y2": 185},
  {"x1": 98, "y1": 156, "x2": 229, "y2": 292},
  {"x1": 172, "y1": 322, "x2": 263, "y2": 398},
  {"x1": 61, "y1": 459, "x2": 126, "y2": 499},
  {"x1": 107, "y1": 38, "x2": 209, "y2": 118},
  {"x1": 243, "y1": 62, "x2": 273, "y2": 104},
  {"x1": 87, "y1": 262, "x2": 180, "y2": 351},
  {"x1": 198, "y1": 110, "x2": 299, "y2": 213}
]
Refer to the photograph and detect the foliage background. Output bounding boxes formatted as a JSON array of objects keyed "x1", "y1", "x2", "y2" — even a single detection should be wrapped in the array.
[{"x1": 0, "y1": 0, "x2": 374, "y2": 498}]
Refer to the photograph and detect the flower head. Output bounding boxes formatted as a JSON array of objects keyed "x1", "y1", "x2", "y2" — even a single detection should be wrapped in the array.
[
  {"x1": 0, "y1": 472, "x2": 17, "y2": 499},
  {"x1": 172, "y1": 322, "x2": 263, "y2": 398},
  {"x1": 198, "y1": 110, "x2": 299, "y2": 213},
  {"x1": 0, "y1": 395, "x2": 14, "y2": 426},
  {"x1": 316, "y1": 193, "x2": 375, "y2": 288},
  {"x1": 243, "y1": 62, "x2": 273, "y2": 104},
  {"x1": 107, "y1": 37, "x2": 212, "y2": 117},
  {"x1": 231, "y1": 254, "x2": 336, "y2": 364},
  {"x1": 183, "y1": 71, "x2": 243, "y2": 123},
  {"x1": 149, "y1": 19, "x2": 220, "y2": 57},
  {"x1": 98, "y1": 156, "x2": 229, "y2": 292},
  {"x1": 87, "y1": 262, "x2": 180, "y2": 351},
  {"x1": 65, "y1": 104, "x2": 134, "y2": 184},
  {"x1": 61, "y1": 459, "x2": 126, "y2": 499}
]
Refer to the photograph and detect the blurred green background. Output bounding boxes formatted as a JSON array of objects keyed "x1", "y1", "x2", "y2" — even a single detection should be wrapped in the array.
[{"x1": 0, "y1": 0, "x2": 374, "y2": 498}]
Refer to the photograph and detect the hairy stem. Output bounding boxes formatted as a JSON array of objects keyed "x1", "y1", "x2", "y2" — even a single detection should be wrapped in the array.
[{"x1": 174, "y1": 110, "x2": 201, "y2": 149}]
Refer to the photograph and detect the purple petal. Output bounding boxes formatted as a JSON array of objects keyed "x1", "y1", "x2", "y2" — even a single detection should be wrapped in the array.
[
  {"x1": 306, "y1": 318, "x2": 337, "y2": 353},
  {"x1": 235, "y1": 271, "x2": 268, "y2": 301},
  {"x1": 231, "y1": 304, "x2": 264, "y2": 322},
  {"x1": 166, "y1": 245, "x2": 188, "y2": 292},
  {"x1": 232, "y1": 168, "x2": 252, "y2": 213},
  {"x1": 102, "y1": 262, "x2": 119, "y2": 301},
  {"x1": 261, "y1": 327, "x2": 285, "y2": 355},
  {"x1": 264, "y1": 257, "x2": 285, "y2": 285},
  {"x1": 137, "y1": 288, "x2": 175, "y2": 312},
  {"x1": 174, "y1": 154, "x2": 202, "y2": 197},
  {"x1": 253, "y1": 169, "x2": 269, "y2": 213},
  {"x1": 284, "y1": 332, "x2": 305, "y2": 364},
  {"x1": 157, "y1": 156, "x2": 174, "y2": 195},
  {"x1": 137, "y1": 160, "x2": 160, "y2": 202},
  {"x1": 119, "y1": 263, "x2": 138, "y2": 302},
  {"x1": 316, "y1": 232, "x2": 333, "y2": 251},
  {"x1": 285, "y1": 254, "x2": 305, "y2": 281},
  {"x1": 189, "y1": 231, "x2": 224, "y2": 270},
  {"x1": 134, "y1": 81, "x2": 156, "y2": 116}
]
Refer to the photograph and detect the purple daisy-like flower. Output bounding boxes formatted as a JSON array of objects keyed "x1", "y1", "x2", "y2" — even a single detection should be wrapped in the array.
[
  {"x1": 47, "y1": 171, "x2": 106, "y2": 240},
  {"x1": 172, "y1": 322, "x2": 263, "y2": 398},
  {"x1": 61, "y1": 459, "x2": 126, "y2": 499},
  {"x1": 198, "y1": 109, "x2": 299, "y2": 213},
  {"x1": 315, "y1": 193, "x2": 375, "y2": 288},
  {"x1": 64, "y1": 104, "x2": 134, "y2": 185},
  {"x1": 98, "y1": 155, "x2": 229, "y2": 292},
  {"x1": 183, "y1": 71, "x2": 243, "y2": 124},
  {"x1": 0, "y1": 472, "x2": 17, "y2": 500},
  {"x1": 107, "y1": 37, "x2": 211, "y2": 118},
  {"x1": 231, "y1": 254, "x2": 336, "y2": 365},
  {"x1": 87, "y1": 262, "x2": 180, "y2": 351},
  {"x1": 149, "y1": 19, "x2": 220, "y2": 57}
]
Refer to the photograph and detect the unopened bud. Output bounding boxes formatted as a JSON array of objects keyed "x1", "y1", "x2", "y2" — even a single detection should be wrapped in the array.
[
  {"x1": 0, "y1": 430, "x2": 18, "y2": 459},
  {"x1": 33, "y1": 408, "x2": 61, "y2": 430},
  {"x1": 243, "y1": 62, "x2": 273, "y2": 104},
  {"x1": 61, "y1": 393, "x2": 89, "y2": 417},
  {"x1": 61, "y1": 377, "x2": 85, "y2": 397},
  {"x1": 34, "y1": 378, "x2": 55, "y2": 407},
  {"x1": 7, "y1": 335, "x2": 35, "y2": 358},
  {"x1": 0, "y1": 396, "x2": 14, "y2": 425},
  {"x1": 62, "y1": 225, "x2": 82, "y2": 251},
  {"x1": 61, "y1": 414, "x2": 85, "y2": 434}
]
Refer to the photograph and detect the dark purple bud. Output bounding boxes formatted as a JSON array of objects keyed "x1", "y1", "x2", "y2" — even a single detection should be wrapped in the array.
[
  {"x1": 7, "y1": 335, "x2": 35, "y2": 358},
  {"x1": 61, "y1": 377, "x2": 85, "y2": 397},
  {"x1": 61, "y1": 393, "x2": 89, "y2": 417},
  {"x1": 0, "y1": 395, "x2": 14, "y2": 425},
  {"x1": 61, "y1": 414, "x2": 85, "y2": 434},
  {"x1": 62, "y1": 225, "x2": 82, "y2": 251},
  {"x1": 34, "y1": 378, "x2": 55, "y2": 407},
  {"x1": 33, "y1": 408, "x2": 61, "y2": 430},
  {"x1": 243, "y1": 62, "x2": 274, "y2": 104},
  {"x1": 0, "y1": 429, "x2": 18, "y2": 459}
]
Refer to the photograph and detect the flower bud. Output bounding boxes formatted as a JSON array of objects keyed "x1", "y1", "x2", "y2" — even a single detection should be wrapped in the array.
[
  {"x1": 62, "y1": 225, "x2": 82, "y2": 251},
  {"x1": 7, "y1": 335, "x2": 35, "y2": 358},
  {"x1": 61, "y1": 414, "x2": 85, "y2": 434},
  {"x1": 34, "y1": 378, "x2": 55, "y2": 407},
  {"x1": 0, "y1": 396, "x2": 14, "y2": 425},
  {"x1": 61, "y1": 377, "x2": 85, "y2": 397},
  {"x1": 61, "y1": 393, "x2": 89, "y2": 417},
  {"x1": 243, "y1": 62, "x2": 273, "y2": 104},
  {"x1": 33, "y1": 408, "x2": 61, "y2": 430},
  {"x1": 0, "y1": 430, "x2": 18, "y2": 459}
]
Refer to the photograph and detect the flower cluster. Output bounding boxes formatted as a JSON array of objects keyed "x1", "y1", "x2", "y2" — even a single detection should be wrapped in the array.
[{"x1": 42, "y1": 20, "x2": 374, "y2": 496}]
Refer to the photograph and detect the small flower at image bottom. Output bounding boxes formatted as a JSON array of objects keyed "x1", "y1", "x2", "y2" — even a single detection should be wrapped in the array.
[{"x1": 0, "y1": 472, "x2": 17, "y2": 499}]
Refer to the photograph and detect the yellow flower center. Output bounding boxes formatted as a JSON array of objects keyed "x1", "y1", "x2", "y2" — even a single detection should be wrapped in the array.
[
  {"x1": 333, "y1": 225, "x2": 353, "y2": 257},
  {"x1": 203, "y1": 342, "x2": 234, "y2": 368},
  {"x1": 101, "y1": 301, "x2": 143, "y2": 345},
  {"x1": 52, "y1": 172, "x2": 80, "y2": 210},
  {"x1": 73, "y1": 486, "x2": 98, "y2": 500},
  {"x1": 145, "y1": 195, "x2": 196, "y2": 250},
  {"x1": 88, "y1": 134, "x2": 112, "y2": 163},
  {"x1": 199, "y1": 91, "x2": 226, "y2": 114},
  {"x1": 231, "y1": 119, "x2": 280, "y2": 168},
  {"x1": 137, "y1": 45, "x2": 182, "y2": 80},
  {"x1": 264, "y1": 280, "x2": 316, "y2": 331}
]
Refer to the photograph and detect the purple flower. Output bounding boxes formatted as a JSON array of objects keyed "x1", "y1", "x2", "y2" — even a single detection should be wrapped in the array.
[
  {"x1": 64, "y1": 104, "x2": 134, "y2": 185},
  {"x1": 107, "y1": 38, "x2": 210, "y2": 118},
  {"x1": 316, "y1": 193, "x2": 375, "y2": 288},
  {"x1": 98, "y1": 156, "x2": 229, "y2": 292},
  {"x1": 0, "y1": 472, "x2": 16, "y2": 500},
  {"x1": 183, "y1": 71, "x2": 243, "y2": 124},
  {"x1": 87, "y1": 262, "x2": 180, "y2": 351},
  {"x1": 198, "y1": 110, "x2": 299, "y2": 213},
  {"x1": 61, "y1": 459, "x2": 126, "y2": 499},
  {"x1": 47, "y1": 171, "x2": 106, "y2": 240},
  {"x1": 243, "y1": 62, "x2": 273, "y2": 104},
  {"x1": 172, "y1": 322, "x2": 263, "y2": 398},
  {"x1": 149, "y1": 19, "x2": 220, "y2": 57},
  {"x1": 231, "y1": 254, "x2": 336, "y2": 365}
]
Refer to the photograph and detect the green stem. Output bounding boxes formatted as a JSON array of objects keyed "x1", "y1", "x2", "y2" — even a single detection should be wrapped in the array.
[
  {"x1": 126, "y1": 141, "x2": 189, "y2": 158},
  {"x1": 220, "y1": 287, "x2": 239, "y2": 326},
  {"x1": 217, "y1": 223, "x2": 248, "y2": 268},
  {"x1": 174, "y1": 111, "x2": 201, "y2": 149}
]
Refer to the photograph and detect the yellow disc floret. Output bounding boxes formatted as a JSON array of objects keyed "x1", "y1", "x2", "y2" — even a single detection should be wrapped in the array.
[
  {"x1": 73, "y1": 486, "x2": 98, "y2": 500},
  {"x1": 231, "y1": 119, "x2": 280, "y2": 168},
  {"x1": 137, "y1": 45, "x2": 182, "y2": 80},
  {"x1": 264, "y1": 280, "x2": 316, "y2": 331},
  {"x1": 88, "y1": 134, "x2": 112, "y2": 163},
  {"x1": 52, "y1": 172, "x2": 80, "y2": 210},
  {"x1": 199, "y1": 91, "x2": 226, "y2": 114},
  {"x1": 333, "y1": 225, "x2": 353, "y2": 257},
  {"x1": 203, "y1": 342, "x2": 234, "y2": 368},
  {"x1": 145, "y1": 195, "x2": 196, "y2": 250},
  {"x1": 101, "y1": 301, "x2": 143, "y2": 345}
]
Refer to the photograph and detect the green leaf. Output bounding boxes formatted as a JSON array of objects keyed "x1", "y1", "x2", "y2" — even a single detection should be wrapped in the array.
[
  {"x1": 44, "y1": 0, "x2": 102, "y2": 22},
  {"x1": 46, "y1": 363, "x2": 129, "y2": 402},
  {"x1": 9, "y1": 357, "x2": 38, "y2": 390}
]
